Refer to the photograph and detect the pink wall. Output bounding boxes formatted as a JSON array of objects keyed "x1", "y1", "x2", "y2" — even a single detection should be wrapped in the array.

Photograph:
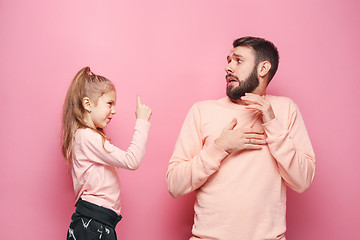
[{"x1": 1, "y1": 0, "x2": 359, "y2": 239}]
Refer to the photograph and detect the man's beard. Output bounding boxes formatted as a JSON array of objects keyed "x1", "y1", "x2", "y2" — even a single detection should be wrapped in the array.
[{"x1": 226, "y1": 67, "x2": 259, "y2": 101}]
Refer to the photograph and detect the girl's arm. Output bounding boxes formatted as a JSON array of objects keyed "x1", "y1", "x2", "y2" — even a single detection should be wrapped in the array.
[
  {"x1": 75, "y1": 95, "x2": 152, "y2": 169},
  {"x1": 76, "y1": 120, "x2": 151, "y2": 170}
]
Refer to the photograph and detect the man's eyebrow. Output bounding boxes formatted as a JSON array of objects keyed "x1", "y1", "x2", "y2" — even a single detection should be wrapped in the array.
[
  {"x1": 227, "y1": 53, "x2": 244, "y2": 59},
  {"x1": 233, "y1": 53, "x2": 244, "y2": 58}
]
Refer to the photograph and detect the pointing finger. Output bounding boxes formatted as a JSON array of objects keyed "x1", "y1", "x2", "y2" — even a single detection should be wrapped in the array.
[{"x1": 137, "y1": 95, "x2": 142, "y2": 107}]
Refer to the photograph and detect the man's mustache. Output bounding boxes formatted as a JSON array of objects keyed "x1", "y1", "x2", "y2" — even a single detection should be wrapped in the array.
[{"x1": 226, "y1": 74, "x2": 239, "y2": 82}]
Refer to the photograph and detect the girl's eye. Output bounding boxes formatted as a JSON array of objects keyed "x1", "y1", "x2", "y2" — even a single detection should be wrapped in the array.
[{"x1": 237, "y1": 59, "x2": 242, "y2": 64}]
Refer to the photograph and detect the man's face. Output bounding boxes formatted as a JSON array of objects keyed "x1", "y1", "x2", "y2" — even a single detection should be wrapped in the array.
[{"x1": 225, "y1": 46, "x2": 259, "y2": 100}]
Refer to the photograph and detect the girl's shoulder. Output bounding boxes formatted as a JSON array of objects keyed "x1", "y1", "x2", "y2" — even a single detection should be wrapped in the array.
[
  {"x1": 73, "y1": 128, "x2": 108, "y2": 160},
  {"x1": 75, "y1": 128, "x2": 102, "y2": 144},
  {"x1": 75, "y1": 127, "x2": 94, "y2": 136}
]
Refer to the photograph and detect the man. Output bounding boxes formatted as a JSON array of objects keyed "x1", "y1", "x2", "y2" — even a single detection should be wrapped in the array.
[{"x1": 166, "y1": 36, "x2": 315, "y2": 240}]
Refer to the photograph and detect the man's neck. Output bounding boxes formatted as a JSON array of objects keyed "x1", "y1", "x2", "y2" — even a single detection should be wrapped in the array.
[{"x1": 230, "y1": 89, "x2": 267, "y2": 105}]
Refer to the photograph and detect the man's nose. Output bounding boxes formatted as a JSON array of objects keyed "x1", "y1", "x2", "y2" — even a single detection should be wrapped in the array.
[{"x1": 225, "y1": 62, "x2": 233, "y2": 74}]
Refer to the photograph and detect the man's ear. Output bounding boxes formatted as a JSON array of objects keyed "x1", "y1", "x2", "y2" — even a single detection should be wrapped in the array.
[
  {"x1": 82, "y1": 97, "x2": 92, "y2": 113},
  {"x1": 257, "y1": 61, "x2": 271, "y2": 78}
]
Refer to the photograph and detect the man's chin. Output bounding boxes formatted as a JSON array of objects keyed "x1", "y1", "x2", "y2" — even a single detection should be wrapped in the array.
[
  {"x1": 227, "y1": 89, "x2": 245, "y2": 100},
  {"x1": 227, "y1": 94, "x2": 244, "y2": 101}
]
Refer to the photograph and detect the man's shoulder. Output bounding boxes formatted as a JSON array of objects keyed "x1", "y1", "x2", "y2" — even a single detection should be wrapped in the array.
[
  {"x1": 193, "y1": 98, "x2": 222, "y2": 106},
  {"x1": 192, "y1": 97, "x2": 228, "y2": 108},
  {"x1": 267, "y1": 95, "x2": 298, "y2": 115},
  {"x1": 267, "y1": 95, "x2": 296, "y2": 106}
]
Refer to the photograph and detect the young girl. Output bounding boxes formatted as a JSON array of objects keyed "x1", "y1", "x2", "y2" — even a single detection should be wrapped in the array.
[{"x1": 62, "y1": 67, "x2": 152, "y2": 240}]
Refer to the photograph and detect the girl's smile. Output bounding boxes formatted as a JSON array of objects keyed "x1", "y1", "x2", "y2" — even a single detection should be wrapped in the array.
[{"x1": 86, "y1": 90, "x2": 117, "y2": 129}]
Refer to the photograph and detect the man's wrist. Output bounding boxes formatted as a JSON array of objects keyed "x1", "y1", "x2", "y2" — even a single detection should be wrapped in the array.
[{"x1": 214, "y1": 138, "x2": 229, "y2": 153}]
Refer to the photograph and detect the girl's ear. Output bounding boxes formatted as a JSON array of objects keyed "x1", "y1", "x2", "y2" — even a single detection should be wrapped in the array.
[{"x1": 82, "y1": 97, "x2": 92, "y2": 113}]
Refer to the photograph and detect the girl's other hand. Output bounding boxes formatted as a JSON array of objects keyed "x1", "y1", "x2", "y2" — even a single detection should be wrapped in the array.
[{"x1": 136, "y1": 95, "x2": 152, "y2": 121}]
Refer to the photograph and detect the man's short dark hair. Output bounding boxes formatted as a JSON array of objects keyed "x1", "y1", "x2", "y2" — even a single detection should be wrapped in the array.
[{"x1": 233, "y1": 36, "x2": 279, "y2": 83}]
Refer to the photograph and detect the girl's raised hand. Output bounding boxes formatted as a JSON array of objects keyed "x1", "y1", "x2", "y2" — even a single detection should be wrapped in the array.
[{"x1": 136, "y1": 95, "x2": 152, "y2": 121}]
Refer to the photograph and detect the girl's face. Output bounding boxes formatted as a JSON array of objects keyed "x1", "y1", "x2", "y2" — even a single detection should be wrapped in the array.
[{"x1": 88, "y1": 90, "x2": 116, "y2": 129}]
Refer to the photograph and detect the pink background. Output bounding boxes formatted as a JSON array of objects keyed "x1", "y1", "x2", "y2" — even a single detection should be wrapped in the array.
[{"x1": 1, "y1": 0, "x2": 359, "y2": 239}]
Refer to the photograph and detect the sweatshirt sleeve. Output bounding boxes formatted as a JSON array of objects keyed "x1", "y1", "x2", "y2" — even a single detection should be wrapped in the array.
[
  {"x1": 166, "y1": 104, "x2": 229, "y2": 198},
  {"x1": 78, "y1": 119, "x2": 151, "y2": 170},
  {"x1": 263, "y1": 101, "x2": 316, "y2": 193}
]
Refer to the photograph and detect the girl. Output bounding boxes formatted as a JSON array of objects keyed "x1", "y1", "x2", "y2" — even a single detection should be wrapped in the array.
[{"x1": 62, "y1": 67, "x2": 152, "y2": 240}]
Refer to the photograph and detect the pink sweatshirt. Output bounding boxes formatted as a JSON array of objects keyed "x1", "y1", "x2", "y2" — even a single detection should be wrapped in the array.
[
  {"x1": 71, "y1": 119, "x2": 151, "y2": 215},
  {"x1": 167, "y1": 96, "x2": 315, "y2": 240}
]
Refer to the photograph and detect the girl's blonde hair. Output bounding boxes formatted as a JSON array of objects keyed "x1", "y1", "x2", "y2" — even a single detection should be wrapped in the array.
[{"x1": 62, "y1": 67, "x2": 115, "y2": 164}]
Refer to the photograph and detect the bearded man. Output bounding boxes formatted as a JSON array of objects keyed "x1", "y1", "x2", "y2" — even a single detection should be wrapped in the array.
[{"x1": 166, "y1": 36, "x2": 316, "y2": 240}]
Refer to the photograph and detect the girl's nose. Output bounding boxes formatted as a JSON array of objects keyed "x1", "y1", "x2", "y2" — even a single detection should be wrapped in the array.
[{"x1": 111, "y1": 107, "x2": 116, "y2": 114}]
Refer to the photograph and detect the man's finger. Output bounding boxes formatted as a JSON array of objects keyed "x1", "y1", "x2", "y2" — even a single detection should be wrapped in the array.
[
  {"x1": 241, "y1": 97, "x2": 261, "y2": 105},
  {"x1": 241, "y1": 94, "x2": 264, "y2": 104},
  {"x1": 244, "y1": 105, "x2": 262, "y2": 111},
  {"x1": 245, "y1": 133, "x2": 266, "y2": 140},
  {"x1": 245, "y1": 145, "x2": 263, "y2": 150},
  {"x1": 225, "y1": 118, "x2": 237, "y2": 130},
  {"x1": 243, "y1": 127, "x2": 264, "y2": 134}
]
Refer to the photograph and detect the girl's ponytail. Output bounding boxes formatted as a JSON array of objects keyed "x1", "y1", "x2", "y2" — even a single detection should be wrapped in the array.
[{"x1": 61, "y1": 67, "x2": 114, "y2": 164}]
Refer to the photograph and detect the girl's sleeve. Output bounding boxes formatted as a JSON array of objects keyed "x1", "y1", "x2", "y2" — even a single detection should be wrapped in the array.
[
  {"x1": 166, "y1": 104, "x2": 229, "y2": 198},
  {"x1": 263, "y1": 101, "x2": 316, "y2": 193},
  {"x1": 79, "y1": 119, "x2": 151, "y2": 170}
]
